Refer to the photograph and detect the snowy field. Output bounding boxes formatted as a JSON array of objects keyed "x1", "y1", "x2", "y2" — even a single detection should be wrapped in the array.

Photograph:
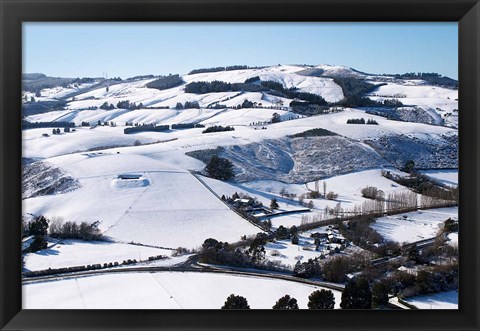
[
  {"x1": 23, "y1": 239, "x2": 174, "y2": 272},
  {"x1": 403, "y1": 290, "x2": 458, "y2": 309},
  {"x1": 371, "y1": 207, "x2": 458, "y2": 244},
  {"x1": 23, "y1": 160, "x2": 261, "y2": 249},
  {"x1": 23, "y1": 271, "x2": 343, "y2": 309}
]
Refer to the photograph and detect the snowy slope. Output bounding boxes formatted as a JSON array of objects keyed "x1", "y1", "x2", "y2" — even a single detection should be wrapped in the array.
[{"x1": 368, "y1": 82, "x2": 458, "y2": 128}]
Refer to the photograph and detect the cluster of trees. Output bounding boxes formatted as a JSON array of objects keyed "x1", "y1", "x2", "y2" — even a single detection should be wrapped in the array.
[
  {"x1": 244, "y1": 76, "x2": 260, "y2": 84},
  {"x1": 116, "y1": 100, "x2": 143, "y2": 110},
  {"x1": 361, "y1": 186, "x2": 385, "y2": 200},
  {"x1": 222, "y1": 192, "x2": 264, "y2": 209},
  {"x1": 392, "y1": 72, "x2": 457, "y2": 88},
  {"x1": 23, "y1": 216, "x2": 49, "y2": 253},
  {"x1": 49, "y1": 219, "x2": 102, "y2": 241},
  {"x1": 100, "y1": 102, "x2": 115, "y2": 110},
  {"x1": 288, "y1": 104, "x2": 331, "y2": 117},
  {"x1": 382, "y1": 169, "x2": 458, "y2": 202},
  {"x1": 346, "y1": 118, "x2": 378, "y2": 125},
  {"x1": 145, "y1": 74, "x2": 183, "y2": 90},
  {"x1": 126, "y1": 74, "x2": 155, "y2": 81},
  {"x1": 338, "y1": 217, "x2": 383, "y2": 252},
  {"x1": 205, "y1": 155, "x2": 234, "y2": 181},
  {"x1": 171, "y1": 123, "x2": 204, "y2": 129},
  {"x1": 382, "y1": 99, "x2": 403, "y2": 108},
  {"x1": 221, "y1": 289, "x2": 336, "y2": 310},
  {"x1": 199, "y1": 236, "x2": 273, "y2": 270},
  {"x1": 332, "y1": 77, "x2": 383, "y2": 108},
  {"x1": 188, "y1": 65, "x2": 250, "y2": 75},
  {"x1": 259, "y1": 80, "x2": 328, "y2": 107},
  {"x1": 22, "y1": 215, "x2": 103, "y2": 253},
  {"x1": 289, "y1": 128, "x2": 337, "y2": 138},
  {"x1": 22, "y1": 120, "x2": 75, "y2": 129},
  {"x1": 270, "y1": 112, "x2": 282, "y2": 123},
  {"x1": 124, "y1": 124, "x2": 170, "y2": 134},
  {"x1": 202, "y1": 125, "x2": 235, "y2": 134},
  {"x1": 175, "y1": 101, "x2": 200, "y2": 109},
  {"x1": 221, "y1": 277, "x2": 387, "y2": 309},
  {"x1": 184, "y1": 81, "x2": 266, "y2": 94}
]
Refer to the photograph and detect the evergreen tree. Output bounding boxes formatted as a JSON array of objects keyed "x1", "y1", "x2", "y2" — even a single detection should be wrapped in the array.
[
  {"x1": 270, "y1": 198, "x2": 279, "y2": 210},
  {"x1": 371, "y1": 282, "x2": 389, "y2": 308},
  {"x1": 28, "y1": 216, "x2": 49, "y2": 236},
  {"x1": 272, "y1": 295, "x2": 299, "y2": 309},
  {"x1": 28, "y1": 235, "x2": 48, "y2": 252},
  {"x1": 291, "y1": 234, "x2": 299, "y2": 245},
  {"x1": 340, "y1": 278, "x2": 372, "y2": 309},
  {"x1": 221, "y1": 294, "x2": 250, "y2": 309},
  {"x1": 271, "y1": 112, "x2": 282, "y2": 123},
  {"x1": 275, "y1": 225, "x2": 288, "y2": 240},
  {"x1": 205, "y1": 156, "x2": 234, "y2": 181},
  {"x1": 403, "y1": 160, "x2": 415, "y2": 173},
  {"x1": 308, "y1": 289, "x2": 335, "y2": 309}
]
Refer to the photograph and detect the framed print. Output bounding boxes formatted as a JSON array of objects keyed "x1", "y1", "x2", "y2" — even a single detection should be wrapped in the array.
[{"x1": 1, "y1": 0, "x2": 479, "y2": 330}]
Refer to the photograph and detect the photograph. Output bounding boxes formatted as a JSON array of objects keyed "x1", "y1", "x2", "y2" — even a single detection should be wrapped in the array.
[{"x1": 21, "y1": 22, "x2": 459, "y2": 310}]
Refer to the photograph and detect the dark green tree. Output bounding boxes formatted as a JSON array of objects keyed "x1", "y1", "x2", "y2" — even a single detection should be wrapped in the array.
[
  {"x1": 28, "y1": 216, "x2": 49, "y2": 236},
  {"x1": 371, "y1": 282, "x2": 389, "y2": 308},
  {"x1": 272, "y1": 295, "x2": 299, "y2": 309},
  {"x1": 403, "y1": 160, "x2": 415, "y2": 173},
  {"x1": 291, "y1": 234, "x2": 299, "y2": 245},
  {"x1": 308, "y1": 289, "x2": 335, "y2": 309},
  {"x1": 270, "y1": 198, "x2": 279, "y2": 210},
  {"x1": 340, "y1": 278, "x2": 372, "y2": 309},
  {"x1": 28, "y1": 235, "x2": 48, "y2": 253},
  {"x1": 275, "y1": 225, "x2": 288, "y2": 240},
  {"x1": 271, "y1": 112, "x2": 282, "y2": 123},
  {"x1": 221, "y1": 294, "x2": 250, "y2": 309},
  {"x1": 205, "y1": 156, "x2": 234, "y2": 181}
]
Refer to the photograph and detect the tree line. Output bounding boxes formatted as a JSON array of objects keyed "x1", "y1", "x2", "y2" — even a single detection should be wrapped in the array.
[{"x1": 221, "y1": 276, "x2": 388, "y2": 309}]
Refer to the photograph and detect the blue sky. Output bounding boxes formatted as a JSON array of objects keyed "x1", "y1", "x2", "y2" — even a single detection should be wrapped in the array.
[{"x1": 23, "y1": 22, "x2": 458, "y2": 79}]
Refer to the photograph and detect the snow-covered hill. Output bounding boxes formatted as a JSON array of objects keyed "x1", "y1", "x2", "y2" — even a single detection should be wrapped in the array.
[{"x1": 21, "y1": 63, "x2": 458, "y2": 278}]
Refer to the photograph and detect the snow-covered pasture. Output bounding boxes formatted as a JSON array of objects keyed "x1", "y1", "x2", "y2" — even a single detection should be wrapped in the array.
[
  {"x1": 23, "y1": 155, "x2": 260, "y2": 249},
  {"x1": 403, "y1": 290, "x2": 458, "y2": 309},
  {"x1": 370, "y1": 207, "x2": 458, "y2": 244},
  {"x1": 23, "y1": 271, "x2": 343, "y2": 309},
  {"x1": 23, "y1": 239, "x2": 174, "y2": 272}
]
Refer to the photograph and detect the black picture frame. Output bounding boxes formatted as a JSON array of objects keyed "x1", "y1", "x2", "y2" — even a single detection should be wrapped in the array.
[{"x1": 1, "y1": 0, "x2": 479, "y2": 330}]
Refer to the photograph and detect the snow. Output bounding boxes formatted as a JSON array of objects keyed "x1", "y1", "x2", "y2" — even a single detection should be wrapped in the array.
[
  {"x1": 23, "y1": 239, "x2": 173, "y2": 272},
  {"x1": 23, "y1": 271, "x2": 343, "y2": 309},
  {"x1": 446, "y1": 233, "x2": 458, "y2": 247},
  {"x1": 371, "y1": 207, "x2": 458, "y2": 244},
  {"x1": 23, "y1": 166, "x2": 261, "y2": 249},
  {"x1": 368, "y1": 82, "x2": 458, "y2": 127},
  {"x1": 403, "y1": 290, "x2": 458, "y2": 309},
  {"x1": 419, "y1": 169, "x2": 458, "y2": 187},
  {"x1": 183, "y1": 65, "x2": 345, "y2": 103}
]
